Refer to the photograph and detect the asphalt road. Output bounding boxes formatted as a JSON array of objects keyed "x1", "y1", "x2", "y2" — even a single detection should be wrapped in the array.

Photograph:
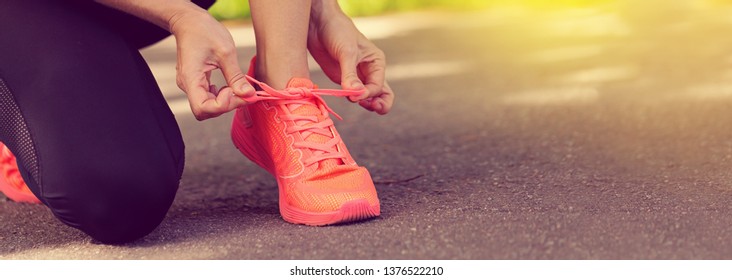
[{"x1": 4, "y1": 2, "x2": 732, "y2": 259}]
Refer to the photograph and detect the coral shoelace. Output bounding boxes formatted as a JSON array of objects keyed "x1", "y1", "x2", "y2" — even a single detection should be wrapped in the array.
[{"x1": 243, "y1": 75, "x2": 366, "y2": 166}]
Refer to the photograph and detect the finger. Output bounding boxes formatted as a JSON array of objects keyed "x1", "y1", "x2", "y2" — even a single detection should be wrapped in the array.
[
  {"x1": 312, "y1": 53, "x2": 343, "y2": 85},
  {"x1": 186, "y1": 84, "x2": 219, "y2": 120},
  {"x1": 214, "y1": 86, "x2": 249, "y2": 111},
  {"x1": 358, "y1": 53, "x2": 386, "y2": 101},
  {"x1": 308, "y1": 43, "x2": 343, "y2": 85},
  {"x1": 358, "y1": 98, "x2": 376, "y2": 112},
  {"x1": 374, "y1": 82, "x2": 395, "y2": 115},
  {"x1": 219, "y1": 50, "x2": 255, "y2": 98},
  {"x1": 185, "y1": 79, "x2": 242, "y2": 120},
  {"x1": 178, "y1": 57, "x2": 233, "y2": 120},
  {"x1": 193, "y1": 89, "x2": 245, "y2": 120},
  {"x1": 337, "y1": 49, "x2": 366, "y2": 101},
  {"x1": 359, "y1": 81, "x2": 394, "y2": 115}
]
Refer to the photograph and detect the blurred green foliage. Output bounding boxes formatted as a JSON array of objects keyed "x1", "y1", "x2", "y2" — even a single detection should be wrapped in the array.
[
  {"x1": 335, "y1": 0, "x2": 491, "y2": 17},
  {"x1": 208, "y1": 0, "x2": 492, "y2": 20},
  {"x1": 208, "y1": 0, "x2": 250, "y2": 20},
  {"x1": 211, "y1": 0, "x2": 708, "y2": 20}
]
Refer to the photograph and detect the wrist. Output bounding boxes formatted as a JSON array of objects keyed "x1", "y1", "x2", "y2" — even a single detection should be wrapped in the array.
[
  {"x1": 168, "y1": 6, "x2": 212, "y2": 35},
  {"x1": 95, "y1": 0, "x2": 207, "y2": 32},
  {"x1": 310, "y1": 0, "x2": 344, "y2": 24}
]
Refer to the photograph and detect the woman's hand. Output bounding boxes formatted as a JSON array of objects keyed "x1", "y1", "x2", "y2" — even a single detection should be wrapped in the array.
[
  {"x1": 95, "y1": 0, "x2": 254, "y2": 120},
  {"x1": 170, "y1": 10, "x2": 255, "y2": 120},
  {"x1": 308, "y1": 0, "x2": 394, "y2": 114}
]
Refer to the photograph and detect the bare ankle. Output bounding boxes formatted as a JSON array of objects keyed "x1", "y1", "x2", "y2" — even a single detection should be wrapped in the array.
[{"x1": 254, "y1": 52, "x2": 310, "y2": 89}]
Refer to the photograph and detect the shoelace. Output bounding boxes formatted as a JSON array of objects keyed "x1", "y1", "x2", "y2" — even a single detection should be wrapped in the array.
[{"x1": 243, "y1": 75, "x2": 366, "y2": 166}]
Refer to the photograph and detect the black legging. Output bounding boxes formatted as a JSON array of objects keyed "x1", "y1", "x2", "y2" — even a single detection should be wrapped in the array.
[{"x1": 0, "y1": 0, "x2": 214, "y2": 244}]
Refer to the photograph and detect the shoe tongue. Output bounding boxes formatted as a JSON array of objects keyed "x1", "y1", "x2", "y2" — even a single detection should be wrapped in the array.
[
  {"x1": 286, "y1": 77, "x2": 314, "y2": 89},
  {"x1": 285, "y1": 78, "x2": 342, "y2": 168},
  {"x1": 285, "y1": 77, "x2": 320, "y2": 119}
]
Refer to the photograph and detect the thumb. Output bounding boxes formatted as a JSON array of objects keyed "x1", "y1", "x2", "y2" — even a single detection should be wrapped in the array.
[
  {"x1": 338, "y1": 54, "x2": 367, "y2": 102},
  {"x1": 221, "y1": 53, "x2": 255, "y2": 98}
]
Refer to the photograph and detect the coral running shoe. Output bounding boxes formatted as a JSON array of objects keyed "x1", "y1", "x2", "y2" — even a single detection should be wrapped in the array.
[
  {"x1": 231, "y1": 59, "x2": 380, "y2": 226},
  {"x1": 0, "y1": 142, "x2": 40, "y2": 204}
]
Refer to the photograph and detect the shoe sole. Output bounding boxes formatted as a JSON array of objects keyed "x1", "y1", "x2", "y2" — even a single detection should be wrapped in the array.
[
  {"x1": 232, "y1": 111, "x2": 380, "y2": 226},
  {"x1": 281, "y1": 199, "x2": 380, "y2": 226},
  {"x1": 0, "y1": 146, "x2": 40, "y2": 204},
  {"x1": 278, "y1": 176, "x2": 380, "y2": 226},
  {"x1": 0, "y1": 180, "x2": 39, "y2": 203}
]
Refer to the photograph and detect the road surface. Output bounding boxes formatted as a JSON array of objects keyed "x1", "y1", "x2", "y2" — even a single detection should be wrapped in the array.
[{"x1": 4, "y1": 2, "x2": 732, "y2": 259}]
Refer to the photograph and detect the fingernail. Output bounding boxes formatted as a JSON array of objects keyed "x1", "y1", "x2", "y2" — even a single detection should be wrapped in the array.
[
  {"x1": 350, "y1": 80, "x2": 364, "y2": 90},
  {"x1": 242, "y1": 84, "x2": 255, "y2": 96}
]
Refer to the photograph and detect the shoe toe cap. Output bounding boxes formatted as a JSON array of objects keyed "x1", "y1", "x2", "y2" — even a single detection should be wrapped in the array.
[{"x1": 286, "y1": 167, "x2": 379, "y2": 212}]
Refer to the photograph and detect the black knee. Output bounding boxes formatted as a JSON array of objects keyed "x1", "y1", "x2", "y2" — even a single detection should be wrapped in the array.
[
  {"x1": 42, "y1": 160, "x2": 181, "y2": 244},
  {"x1": 83, "y1": 182, "x2": 177, "y2": 244},
  {"x1": 1, "y1": 0, "x2": 185, "y2": 245}
]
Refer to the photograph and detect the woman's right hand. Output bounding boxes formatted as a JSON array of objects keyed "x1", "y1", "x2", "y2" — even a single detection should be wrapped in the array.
[
  {"x1": 95, "y1": 0, "x2": 255, "y2": 121},
  {"x1": 169, "y1": 9, "x2": 255, "y2": 121}
]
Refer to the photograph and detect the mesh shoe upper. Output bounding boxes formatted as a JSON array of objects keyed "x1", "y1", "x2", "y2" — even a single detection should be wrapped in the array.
[{"x1": 233, "y1": 76, "x2": 379, "y2": 213}]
